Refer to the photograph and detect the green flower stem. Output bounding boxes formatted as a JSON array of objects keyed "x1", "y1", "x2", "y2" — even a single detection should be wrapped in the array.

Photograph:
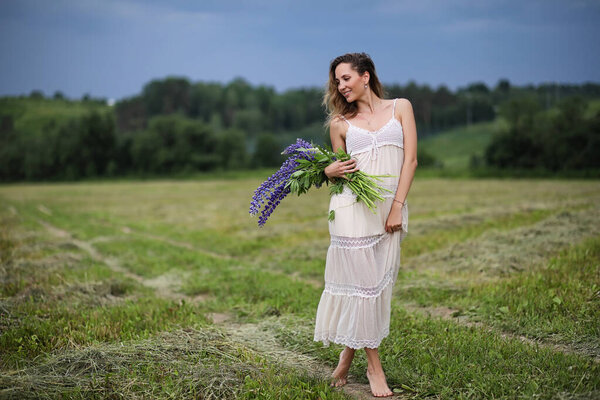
[{"x1": 288, "y1": 143, "x2": 396, "y2": 221}]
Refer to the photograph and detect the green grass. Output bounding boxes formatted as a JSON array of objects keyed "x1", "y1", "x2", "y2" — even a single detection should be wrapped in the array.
[
  {"x1": 273, "y1": 308, "x2": 600, "y2": 399},
  {"x1": 419, "y1": 120, "x2": 505, "y2": 170},
  {"x1": 93, "y1": 237, "x2": 234, "y2": 278},
  {"x1": 458, "y1": 236, "x2": 600, "y2": 346},
  {"x1": 1, "y1": 325, "x2": 349, "y2": 400},
  {"x1": 1, "y1": 176, "x2": 600, "y2": 399},
  {"x1": 391, "y1": 235, "x2": 600, "y2": 355}
]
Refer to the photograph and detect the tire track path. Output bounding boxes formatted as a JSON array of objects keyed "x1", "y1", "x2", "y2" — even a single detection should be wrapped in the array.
[
  {"x1": 34, "y1": 215, "x2": 377, "y2": 398},
  {"x1": 399, "y1": 302, "x2": 600, "y2": 364},
  {"x1": 36, "y1": 218, "x2": 201, "y2": 303}
]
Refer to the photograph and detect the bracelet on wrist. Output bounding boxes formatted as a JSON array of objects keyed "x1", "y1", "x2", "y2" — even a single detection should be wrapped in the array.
[{"x1": 393, "y1": 199, "x2": 404, "y2": 206}]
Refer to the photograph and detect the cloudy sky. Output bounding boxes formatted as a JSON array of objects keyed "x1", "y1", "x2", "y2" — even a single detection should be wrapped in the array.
[{"x1": 1, "y1": 0, "x2": 599, "y2": 101}]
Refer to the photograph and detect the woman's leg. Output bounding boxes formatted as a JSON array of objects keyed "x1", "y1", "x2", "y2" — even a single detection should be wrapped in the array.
[
  {"x1": 331, "y1": 346, "x2": 356, "y2": 387},
  {"x1": 364, "y1": 347, "x2": 393, "y2": 397}
]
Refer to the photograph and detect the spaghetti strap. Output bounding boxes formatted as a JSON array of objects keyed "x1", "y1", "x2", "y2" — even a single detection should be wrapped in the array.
[
  {"x1": 339, "y1": 114, "x2": 351, "y2": 127},
  {"x1": 392, "y1": 98, "x2": 398, "y2": 119}
]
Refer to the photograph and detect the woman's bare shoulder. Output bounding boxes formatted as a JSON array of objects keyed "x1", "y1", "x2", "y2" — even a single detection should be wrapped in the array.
[
  {"x1": 329, "y1": 115, "x2": 348, "y2": 139},
  {"x1": 394, "y1": 98, "x2": 414, "y2": 122},
  {"x1": 329, "y1": 115, "x2": 347, "y2": 130},
  {"x1": 396, "y1": 98, "x2": 413, "y2": 111}
]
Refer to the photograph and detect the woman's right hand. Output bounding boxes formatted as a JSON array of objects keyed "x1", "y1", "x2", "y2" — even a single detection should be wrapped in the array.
[{"x1": 324, "y1": 159, "x2": 359, "y2": 180}]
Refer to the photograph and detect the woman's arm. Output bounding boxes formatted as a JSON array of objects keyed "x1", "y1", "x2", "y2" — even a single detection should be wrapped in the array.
[
  {"x1": 385, "y1": 98, "x2": 418, "y2": 233},
  {"x1": 324, "y1": 117, "x2": 358, "y2": 179}
]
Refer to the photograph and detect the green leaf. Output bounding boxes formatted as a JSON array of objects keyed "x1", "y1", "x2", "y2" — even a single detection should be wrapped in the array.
[
  {"x1": 553, "y1": 296, "x2": 562, "y2": 305},
  {"x1": 301, "y1": 174, "x2": 310, "y2": 188},
  {"x1": 328, "y1": 210, "x2": 335, "y2": 221},
  {"x1": 330, "y1": 183, "x2": 344, "y2": 195},
  {"x1": 289, "y1": 180, "x2": 299, "y2": 194}
]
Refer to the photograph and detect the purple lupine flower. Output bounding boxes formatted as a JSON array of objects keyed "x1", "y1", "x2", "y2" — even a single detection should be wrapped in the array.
[
  {"x1": 249, "y1": 138, "x2": 315, "y2": 227},
  {"x1": 282, "y1": 138, "x2": 313, "y2": 155}
]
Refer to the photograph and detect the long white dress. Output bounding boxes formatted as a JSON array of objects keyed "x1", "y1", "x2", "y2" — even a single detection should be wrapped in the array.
[{"x1": 313, "y1": 98, "x2": 409, "y2": 350}]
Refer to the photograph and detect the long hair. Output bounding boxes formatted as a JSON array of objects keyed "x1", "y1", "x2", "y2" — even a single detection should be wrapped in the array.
[{"x1": 322, "y1": 52, "x2": 385, "y2": 127}]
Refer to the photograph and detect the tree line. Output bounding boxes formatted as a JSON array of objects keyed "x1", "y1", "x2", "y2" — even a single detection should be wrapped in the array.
[
  {"x1": 482, "y1": 95, "x2": 600, "y2": 173},
  {"x1": 1, "y1": 77, "x2": 599, "y2": 181}
]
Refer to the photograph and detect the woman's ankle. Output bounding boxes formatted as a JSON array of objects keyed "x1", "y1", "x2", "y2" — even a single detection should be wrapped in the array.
[{"x1": 367, "y1": 365, "x2": 384, "y2": 375}]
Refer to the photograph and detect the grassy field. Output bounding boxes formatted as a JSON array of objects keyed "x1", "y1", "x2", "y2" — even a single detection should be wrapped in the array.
[
  {"x1": 1, "y1": 176, "x2": 599, "y2": 399},
  {"x1": 418, "y1": 120, "x2": 506, "y2": 171}
]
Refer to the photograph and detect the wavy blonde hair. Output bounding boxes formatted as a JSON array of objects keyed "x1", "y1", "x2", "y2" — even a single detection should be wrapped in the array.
[{"x1": 322, "y1": 52, "x2": 385, "y2": 127}]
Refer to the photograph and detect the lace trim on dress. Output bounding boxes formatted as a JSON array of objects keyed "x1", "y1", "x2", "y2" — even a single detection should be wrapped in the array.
[
  {"x1": 330, "y1": 233, "x2": 386, "y2": 249},
  {"x1": 314, "y1": 326, "x2": 390, "y2": 349},
  {"x1": 323, "y1": 267, "x2": 394, "y2": 298}
]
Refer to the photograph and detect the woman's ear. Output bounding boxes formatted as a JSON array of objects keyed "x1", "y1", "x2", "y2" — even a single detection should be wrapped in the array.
[{"x1": 362, "y1": 71, "x2": 370, "y2": 86}]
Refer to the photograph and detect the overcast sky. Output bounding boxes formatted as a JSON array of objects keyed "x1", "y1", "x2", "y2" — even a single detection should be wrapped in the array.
[{"x1": 1, "y1": 0, "x2": 599, "y2": 101}]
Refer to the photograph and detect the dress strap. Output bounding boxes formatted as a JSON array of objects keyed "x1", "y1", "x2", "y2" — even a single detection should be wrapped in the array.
[
  {"x1": 339, "y1": 114, "x2": 351, "y2": 127},
  {"x1": 392, "y1": 98, "x2": 398, "y2": 119}
]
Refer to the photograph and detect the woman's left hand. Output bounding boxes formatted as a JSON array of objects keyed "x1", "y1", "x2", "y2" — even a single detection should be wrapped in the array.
[{"x1": 385, "y1": 203, "x2": 403, "y2": 234}]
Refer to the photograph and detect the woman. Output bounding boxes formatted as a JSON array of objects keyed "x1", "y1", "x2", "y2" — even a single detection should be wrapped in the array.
[{"x1": 313, "y1": 52, "x2": 418, "y2": 397}]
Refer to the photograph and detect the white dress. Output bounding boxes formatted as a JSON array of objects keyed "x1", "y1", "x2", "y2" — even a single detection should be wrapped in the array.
[{"x1": 313, "y1": 98, "x2": 409, "y2": 349}]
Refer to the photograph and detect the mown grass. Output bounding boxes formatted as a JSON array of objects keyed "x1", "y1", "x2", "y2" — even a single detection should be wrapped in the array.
[
  {"x1": 272, "y1": 307, "x2": 600, "y2": 399},
  {"x1": 403, "y1": 206, "x2": 557, "y2": 258},
  {"x1": 266, "y1": 236, "x2": 600, "y2": 398},
  {"x1": 390, "y1": 235, "x2": 600, "y2": 354},
  {"x1": 1, "y1": 177, "x2": 600, "y2": 399},
  {"x1": 458, "y1": 236, "x2": 600, "y2": 348},
  {"x1": 93, "y1": 237, "x2": 234, "y2": 278},
  {"x1": 0, "y1": 213, "x2": 349, "y2": 399},
  {"x1": 1, "y1": 295, "x2": 207, "y2": 368},
  {"x1": 1, "y1": 326, "x2": 348, "y2": 400},
  {"x1": 180, "y1": 262, "x2": 322, "y2": 318},
  {"x1": 0, "y1": 232, "x2": 207, "y2": 370}
]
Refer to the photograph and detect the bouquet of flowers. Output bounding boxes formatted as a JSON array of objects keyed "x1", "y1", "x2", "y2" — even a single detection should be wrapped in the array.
[{"x1": 249, "y1": 138, "x2": 393, "y2": 227}]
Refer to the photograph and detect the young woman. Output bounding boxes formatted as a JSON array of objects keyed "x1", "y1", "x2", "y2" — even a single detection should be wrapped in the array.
[{"x1": 313, "y1": 52, "x2": 418, "y2": 397}]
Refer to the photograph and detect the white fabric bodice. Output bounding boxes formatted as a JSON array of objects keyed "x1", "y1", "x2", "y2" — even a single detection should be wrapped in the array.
[{"x1": 342, "y1": 98, "x2": 404, "y2": 162}]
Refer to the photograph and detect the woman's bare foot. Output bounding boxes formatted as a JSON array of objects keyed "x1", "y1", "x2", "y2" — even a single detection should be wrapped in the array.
[
  {"x1": 366, "y1": 369, "x2": 393, "y2": 397},
  {"x1": 331, "y1": 347, "x2": 355, "y2": 387}
]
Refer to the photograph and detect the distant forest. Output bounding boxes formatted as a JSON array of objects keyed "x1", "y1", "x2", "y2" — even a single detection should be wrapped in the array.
[{"x1": 1, "y1": 77, "x2": 599, "y2": 181}]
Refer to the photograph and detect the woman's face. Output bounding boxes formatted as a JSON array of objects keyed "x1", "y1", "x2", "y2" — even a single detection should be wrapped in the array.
[{"x1": 334, "y1": 62, "x2": 368, "y2": 102}]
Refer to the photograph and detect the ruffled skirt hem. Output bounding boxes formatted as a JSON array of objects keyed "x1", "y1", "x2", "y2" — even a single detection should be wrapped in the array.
[
  {"x1": 314, "y1": 327, "x2": 390, "y2": 350},
  {"x1": 313, "y1": 276, "x2": 395, "y2": 350}
]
